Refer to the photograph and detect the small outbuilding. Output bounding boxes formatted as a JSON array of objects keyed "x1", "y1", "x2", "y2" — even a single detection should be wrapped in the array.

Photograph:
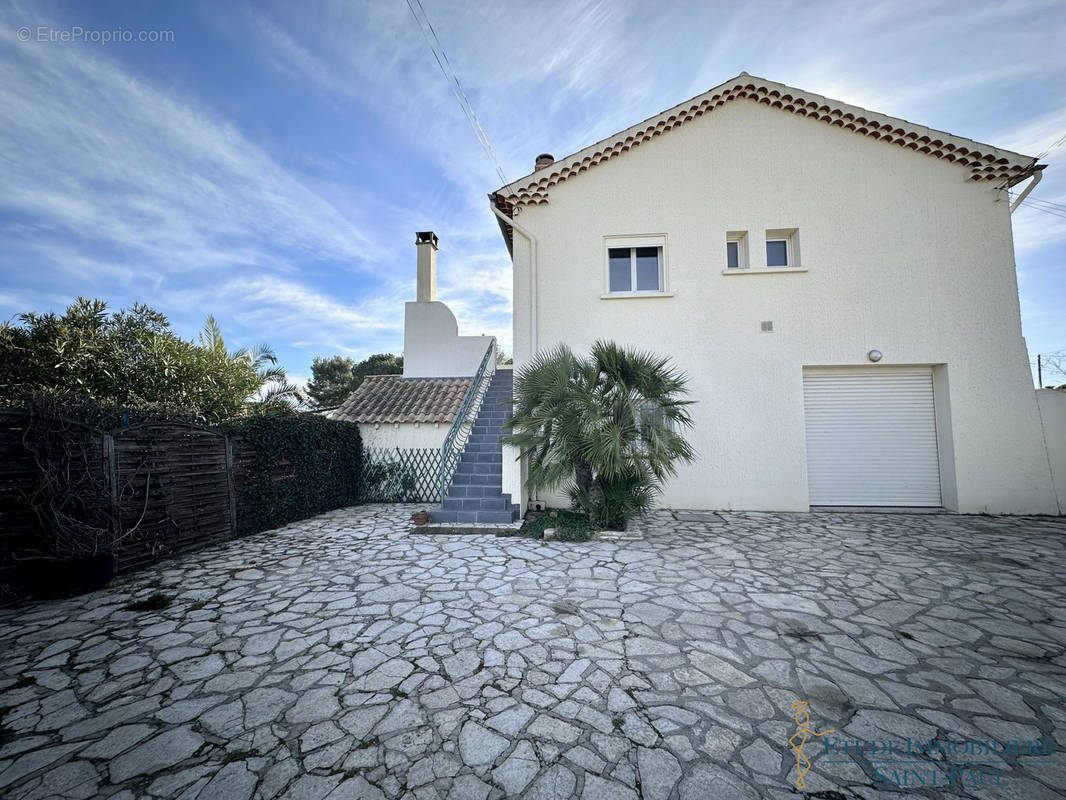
[{"x1": 328, "y1": 374, "x2": 470, "y2": 450}]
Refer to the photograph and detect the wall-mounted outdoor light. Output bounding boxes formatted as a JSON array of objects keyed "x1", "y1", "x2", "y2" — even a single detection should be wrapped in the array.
[{"x1": 867, "y1": 349, "x2": 883, "y2": 362}]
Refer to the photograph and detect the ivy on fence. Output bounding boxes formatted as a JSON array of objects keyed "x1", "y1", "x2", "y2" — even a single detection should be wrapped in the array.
[{"x1": 220, "y1": 414, "x2": 364, "y2": 536}]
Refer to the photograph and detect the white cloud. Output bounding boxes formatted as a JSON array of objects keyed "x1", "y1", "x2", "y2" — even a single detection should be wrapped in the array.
[{"x1": 0, "y1": 13, "x2": 385, "y2": 281}]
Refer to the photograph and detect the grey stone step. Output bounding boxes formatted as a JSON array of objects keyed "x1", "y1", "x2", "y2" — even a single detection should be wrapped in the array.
[
  {"x1": 443, "y1": 496, "x2": 512, "y2": 511},
  {"x1": 447, "y1": 484, "x2": 505, "y2": 498},
  {"x1": 449, "y1": 473, "x2": 500, "y2": 487},
  {"x1": 462, "y1": 443, "x2": 499, "y2": 453},
  {"x1": 455, "y1": 462, "x2": 501, "y2": 475},
  {"x1": 475, "y1": 508, "x2": 520, "y2": 524},
  {"x1": 430, "y1": 508, "x2": 520, "y2": 524}
]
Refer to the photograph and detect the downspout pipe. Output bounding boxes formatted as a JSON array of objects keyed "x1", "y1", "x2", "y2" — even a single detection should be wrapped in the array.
[
  {"x1": 490, "y1": 194, "x2": 540, "y2": 511},
  {"x1": 489, "y1": 197, "x2": 537, "y2": 356},
  {"x1": 1010, "y1": 165, "x2": 1045, "y2": 214}
]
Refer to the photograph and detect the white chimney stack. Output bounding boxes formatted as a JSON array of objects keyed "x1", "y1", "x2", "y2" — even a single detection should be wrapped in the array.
[{"x1": 415, "y1": 231, "x2": 438, "y2": 302}]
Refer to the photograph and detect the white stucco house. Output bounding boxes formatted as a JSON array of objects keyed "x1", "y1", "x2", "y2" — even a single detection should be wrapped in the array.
[{"x1": 491, "y1": 72, "x2": 1064, "y2": 515}]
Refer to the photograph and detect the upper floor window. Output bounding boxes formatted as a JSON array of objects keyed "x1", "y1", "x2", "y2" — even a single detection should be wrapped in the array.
[
  {"x1": 765, "y1": 229, "x2": 799, "y2": 268},
  {"x1": 726, "y1": 231, "x2": 748, "y2": 269},
  {"x1": 605, "y1": 235, "x2": 667, "y2": 294},
  {"x1": 766, "y1": 239, "x2": 789, "y2": 267}
]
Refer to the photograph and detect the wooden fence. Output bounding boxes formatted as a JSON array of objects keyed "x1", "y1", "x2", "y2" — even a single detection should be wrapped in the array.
[
  {"x1": 0, "y1": 410, "x2": 361, "y2": 600},
  {"x1": 110, "y1": 422, "x2": 236, "y2": 574},
  {"x1": 0, "y1": 412, "x2": 40, "y2": 596}
]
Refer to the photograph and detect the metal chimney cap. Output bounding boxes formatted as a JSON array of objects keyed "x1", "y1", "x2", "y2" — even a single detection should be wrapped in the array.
[
  {"x1": 415, "y1": 231, "x2": 438, "y2": 248},
  {"x1": 535, "y1": 153, "x2": 555, "y2": 169}
]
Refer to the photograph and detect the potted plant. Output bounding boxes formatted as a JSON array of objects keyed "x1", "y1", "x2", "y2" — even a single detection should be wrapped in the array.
[{"x1": 411, "y1": 508, "x2": 431, "y2": 526}]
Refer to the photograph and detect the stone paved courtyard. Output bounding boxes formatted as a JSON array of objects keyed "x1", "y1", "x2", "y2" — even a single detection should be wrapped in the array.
[{"x1": 1, "y1": 505, "x2": 1065, "y2": 800}]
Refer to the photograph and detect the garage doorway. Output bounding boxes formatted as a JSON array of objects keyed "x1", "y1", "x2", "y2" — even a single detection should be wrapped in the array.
[{"x1": 803, "y1": 367, "x2": 942, "y2": 507}]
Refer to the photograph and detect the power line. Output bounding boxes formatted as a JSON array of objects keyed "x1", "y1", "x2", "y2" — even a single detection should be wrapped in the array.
[
  {"x1": 1025, "y1": 196, "x2": 1066, "y2": 214},
  {"x1": 1035, "y1": 131, "x2": 1066, "y2": 160},
  {"x1": 1018, "y1": 203, "x2": 1066, "y2": 221},
  {"x1": 404, "y1": 0, "x2": 509, "y2": 187},
  {"x1": 1007, "y1": 192, "x2": 1066, "y2": 218}
]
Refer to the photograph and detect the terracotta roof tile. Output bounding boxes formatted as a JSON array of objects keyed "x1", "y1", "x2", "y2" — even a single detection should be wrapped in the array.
[
  {"x1": 329, "y1": 375, "x2": 470, "y2": 425},
  {"x1": 492, "y1": 72, "x2": 1039, "y2": 213}
]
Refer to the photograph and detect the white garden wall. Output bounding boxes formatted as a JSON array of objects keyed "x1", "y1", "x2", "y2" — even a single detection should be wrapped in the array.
[
  {"x1": 1036, "y1": 389, "x2": 1066, "y2": 515},
  {"x1": 359, "y1": 421, "x2": 448, "y2": 451}
]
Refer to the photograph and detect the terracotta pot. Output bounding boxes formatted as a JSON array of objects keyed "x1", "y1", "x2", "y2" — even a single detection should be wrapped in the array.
[{"x1": 411, "y1": 511, "x2": 430, "y2": 526}]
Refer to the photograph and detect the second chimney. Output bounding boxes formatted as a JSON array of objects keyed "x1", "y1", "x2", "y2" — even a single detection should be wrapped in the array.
[{"x1": 415, "y1": 231, "x2": 438, "y2": 302}]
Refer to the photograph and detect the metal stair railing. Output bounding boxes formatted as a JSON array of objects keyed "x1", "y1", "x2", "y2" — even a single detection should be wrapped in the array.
[{"x1": 439, "y1": 340, "x2": 497, "y2": 500}]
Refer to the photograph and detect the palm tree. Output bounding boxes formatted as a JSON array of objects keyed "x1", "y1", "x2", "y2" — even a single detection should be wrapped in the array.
[
  {"x1": 503, "y1": 340, "x2": 695, "y2": 529},
  {"x1": 199, "y1": 316, "x2": 303, "y2": 410}
]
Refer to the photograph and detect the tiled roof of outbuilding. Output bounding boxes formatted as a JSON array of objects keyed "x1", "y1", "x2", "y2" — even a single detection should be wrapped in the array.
[{"x1": 329, "y1": 375, "x2": 470, "y2": 425}]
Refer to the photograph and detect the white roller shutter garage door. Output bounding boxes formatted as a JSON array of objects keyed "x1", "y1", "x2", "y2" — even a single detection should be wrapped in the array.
[{"x1": 803, "y1": 367, "x2": 942, "y2": 507}]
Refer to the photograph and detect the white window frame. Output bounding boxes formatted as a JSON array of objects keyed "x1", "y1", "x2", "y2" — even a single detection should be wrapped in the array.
[
  {"x1": 765, "y1": 237, "x2": 791, "y2": 268},
  {"x1": 726, "y1": 231, "x2": 748, "y2": 270},
  {"x1": 722, "y1": 228, "x2": 806, "y2": 275},
  {"x1": 603, "y1": 234, "x2": 670, "y2": 297},
  {"x1": 765, "y1": 228, "x2": 800, "y2": 269}
]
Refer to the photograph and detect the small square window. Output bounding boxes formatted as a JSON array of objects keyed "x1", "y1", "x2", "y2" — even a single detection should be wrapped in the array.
[
  {"x1": 766, "y1": 239, "x2": 789, "y2": 267},
  {"x1": 726, "y1": 231, "x2": 748, "y2": 269},
  {"x1": 606, "y1": 241, "x2": 664, "y2": 294},
  {"x1": 764, "y1": 229, "x2": 799, "y2": 268}
]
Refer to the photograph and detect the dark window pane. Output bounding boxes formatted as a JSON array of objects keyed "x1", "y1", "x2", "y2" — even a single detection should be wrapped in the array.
[
  {"x1": 635, "y1": 247, "x2": 661, "y2": 291},
  {"x1": 608, "y1": 248, "x2": 631, "y2": 292},
  {"x1": 726, "y1": 241, "x2": 739, "y2": 268},
  {"x1": 766, "y1": 240, "x2": 789, "y2": 267}
]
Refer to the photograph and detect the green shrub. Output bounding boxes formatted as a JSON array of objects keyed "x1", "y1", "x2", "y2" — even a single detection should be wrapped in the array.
[
  {"x1": 221, "y1": 412, "x2": 363, "y2": 535},
  {"x1": 499, "y1": 509, "x2": 597, "y2": 542},
  {"x1": 504, "y1": 340, "x2": 695, "y2": 530}
]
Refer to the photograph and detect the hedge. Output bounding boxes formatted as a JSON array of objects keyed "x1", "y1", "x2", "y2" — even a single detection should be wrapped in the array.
[{"x1": 221, "y1": 413, "x2": 364, "y2": 536}]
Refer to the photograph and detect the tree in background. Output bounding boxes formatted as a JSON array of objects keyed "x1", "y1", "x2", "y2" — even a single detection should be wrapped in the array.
[
  {"x1": 1035, "y1": 351, "x2": 1066, "y2": 390},
  {"x1": 504, "y1": 340, "x2": 695, "y2": 530},
  {"x1": 306, "y1": 356, "x2": 357, "y2": 409},
  {"x1": 198, "y1": 316, "x2": 303, "y2": 410},
  {"x1": 0, "y1": 298, "x2": 298, "y2": 423},
  {"x1": 306, "y1": 352, "x2": 404, "y2": 408}
]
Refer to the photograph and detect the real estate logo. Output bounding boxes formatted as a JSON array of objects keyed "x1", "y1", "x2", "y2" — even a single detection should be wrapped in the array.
[
  {"x1": 788, "y1": 700, "x2": 836, "y2": 790},
  {"x1": 786, "y1": 706, "x2": 1056, "y2": 791}
]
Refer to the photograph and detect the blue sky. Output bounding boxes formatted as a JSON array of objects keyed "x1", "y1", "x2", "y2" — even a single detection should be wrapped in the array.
[{"x1": 2, "y1": 0, "x2": 1065, "y2": 388}]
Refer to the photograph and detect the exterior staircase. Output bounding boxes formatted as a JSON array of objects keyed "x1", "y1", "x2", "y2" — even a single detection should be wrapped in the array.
[{"x1": 432, "y1": 369, "x2": 520, "y2": 524}]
